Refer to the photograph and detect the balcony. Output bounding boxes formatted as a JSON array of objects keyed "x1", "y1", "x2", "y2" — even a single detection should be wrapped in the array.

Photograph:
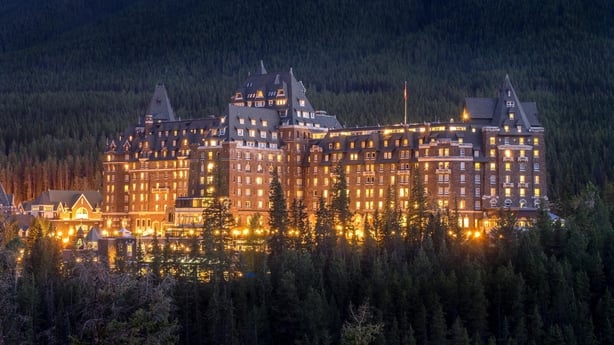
[
  {"x1": 503, "y1": 182, "x2": 514, "y2": 188},
  {"x1": 436, "y1": 168, "x2": 451, "y2": 174}
]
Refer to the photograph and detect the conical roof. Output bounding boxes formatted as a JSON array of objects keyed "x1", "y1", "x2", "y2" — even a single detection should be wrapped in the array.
[{"x1": 145, "y1": 84, "x2": 176, "y2": 121}]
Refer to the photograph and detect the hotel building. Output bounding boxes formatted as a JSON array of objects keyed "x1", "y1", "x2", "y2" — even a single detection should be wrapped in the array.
[{"x1": 102, "y1": 64, "x2": 546, "y2": 236}]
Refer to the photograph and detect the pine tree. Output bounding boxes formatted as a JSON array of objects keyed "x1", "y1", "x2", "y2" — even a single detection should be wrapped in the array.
[
  {"x1": 407, "y1": 166, "x2": 429, "y2": 246},
  {"x1": 268, "y1": 169, "x2": 288, "y2": 257},
  {"x1": 429, "y1": 301, "x2": 447, "y2": 345},
  {"x1": 314, "y1": 197, "x2": 335, "y2": 255},
  {"x1": 289, "y1": 198, "x2": 312, "y2": 251},
  {"x1": 331, "y1": 163, "x2": 352, "y2": 239}
]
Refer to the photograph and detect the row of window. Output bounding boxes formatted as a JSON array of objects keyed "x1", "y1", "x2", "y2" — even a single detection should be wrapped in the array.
[
  {"x1": 236, "y1": 128, "x2": 278, "y2": 139},
  {"x1": 236, "y1": 141, "x2": 278, "y2": 149},
  {"x1": 489, "y1": 136, "x2": 539, "y2": 146}
]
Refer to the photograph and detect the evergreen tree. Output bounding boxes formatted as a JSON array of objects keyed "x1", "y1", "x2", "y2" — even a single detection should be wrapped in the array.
[
  {"x1": 315, "y1": 197, "x2": 335, "y2": 255},
  {"x1": 331, "y1": 163, "x2": 353, "y2": 239},
  {"x1": 449, "y1": 317, "x2": 470, "y2": 345},
  {"x1": 407, "y1": 166, "x2": 429, "y2": 246},
  {"x1": 268, "y1": 169, "x2": 288, "y2": 257},
  {"x1": 289, "y1": 198, "x2": 312, "y2": 251},
  {"x1": 429, "y1": 301, "x2": 447, "y2": 345}
]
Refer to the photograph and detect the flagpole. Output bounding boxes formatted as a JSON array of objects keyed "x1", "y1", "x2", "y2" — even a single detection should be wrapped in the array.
[{"x1": 404, "y1": 81, "x2": 408, "y2": 125}]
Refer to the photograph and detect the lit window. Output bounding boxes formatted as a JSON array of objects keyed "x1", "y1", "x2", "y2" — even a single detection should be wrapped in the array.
[
  {"x1": 489, "y1": 137, "x2": 496, "y2": 145},
  {"x1": 534, "y1": 149, "x2": 539, "y2": 158},
  {"x1": 505, "y1": 188, "x2": 511, "y2": 197},
  {"x1": 505, "y1": 163, "x2": 511, "y2": 171},
  {"x1": 490, "y1": 163, "x2": 496, "y2": 171},
  {"x1": 534, "y1": 188, "x2": 541, "y2": 197},
  {"x1": 534, "y1": 176, "x2": 540, "y2": 184}
]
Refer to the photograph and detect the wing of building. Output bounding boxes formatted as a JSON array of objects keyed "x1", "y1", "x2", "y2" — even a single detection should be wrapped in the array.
[{"x1": 102, "y1": 66, "x2": 546, "y2": 236}]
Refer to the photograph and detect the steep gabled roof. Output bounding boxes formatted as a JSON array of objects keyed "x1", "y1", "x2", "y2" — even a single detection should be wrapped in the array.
[
  {"x1": 464, "y1": 75, "x2": 542, "y2": 129},
  {"x1": 233, "y1": 62, "x2": 341, "y2": 129},
  {"x1": 31, "y1": 190, "x2": 102, "y2": 210},
  {"x1": 145, "y1": 84, "x2": 176, "y2": 122}
]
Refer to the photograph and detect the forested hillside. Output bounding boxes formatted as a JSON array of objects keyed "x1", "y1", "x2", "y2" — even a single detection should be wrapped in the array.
[
  {"x1": 1, "y1": 183, "x2": 614, "y2": 344},
  {"x1": 0, "y1": 0, "x2": 613, "y2": 210}
]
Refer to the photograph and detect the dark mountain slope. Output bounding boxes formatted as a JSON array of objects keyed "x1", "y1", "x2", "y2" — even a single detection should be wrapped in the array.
[{"x1": 0, "y1": 0, "x2": 612, "y2": 206}]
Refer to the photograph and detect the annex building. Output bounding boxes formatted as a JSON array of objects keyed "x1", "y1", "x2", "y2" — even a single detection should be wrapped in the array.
[{"x1": 102, "y1": 63, "x2": 547, "y2": 238}]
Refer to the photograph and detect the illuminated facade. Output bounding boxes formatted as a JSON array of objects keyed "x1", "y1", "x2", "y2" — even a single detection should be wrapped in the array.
[
  {"x1": 102, "y1": 66, "x2": 546, "y2": 236},
  {"x1": 27, "y1": 190, "x2": 103, "y2": 246}
]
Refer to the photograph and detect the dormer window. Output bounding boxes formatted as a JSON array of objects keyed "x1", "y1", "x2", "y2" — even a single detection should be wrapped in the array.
[
  {"x1": 239, "y1": 117, "x2": 245, "y2": 124},
  {"x1": 298, "y1": 99, "x2": 306, "y2": 107},
  {"x1": 277, "y1": 89, "x2": 285, "y2": 96},
  {"x1": 256, "y1": 90, "x2": 264, "y2": 98},
  {"x1": 235, "y1": 92, "x2": 243, "y2": 100},
  {"x1": 506, "y1": 100, "x2": 515, "y2": 108},
  {"x1": 509, "y1": 112, "x2": 515, "y2": 120},
  {"x1": 507, "y1": 89, "x2": 511, "y2": 97}
]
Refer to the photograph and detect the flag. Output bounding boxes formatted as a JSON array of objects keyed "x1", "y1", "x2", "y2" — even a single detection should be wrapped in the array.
[{"x1": 404, "y1": 81, "x2": 407, "y2": 101}]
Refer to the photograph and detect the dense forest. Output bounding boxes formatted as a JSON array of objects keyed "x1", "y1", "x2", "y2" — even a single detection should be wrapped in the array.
[
  {"x1": 0, "y1": 0, "x2": 612, "y2": 211},
  {"x1": 1, "y1": 169, "x2": 614, "y2": 344}
]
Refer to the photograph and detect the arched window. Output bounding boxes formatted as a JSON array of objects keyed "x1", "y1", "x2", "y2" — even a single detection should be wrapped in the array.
[
  {"x1": 75, "y1": 207, "x2": 88, "y2": 220},
  {"x1": 519, "y1": 199, "x2": 527, "y2": 208},
  {"x1": 504, "y1": 199, "x2": 512, "y2": 208}
]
